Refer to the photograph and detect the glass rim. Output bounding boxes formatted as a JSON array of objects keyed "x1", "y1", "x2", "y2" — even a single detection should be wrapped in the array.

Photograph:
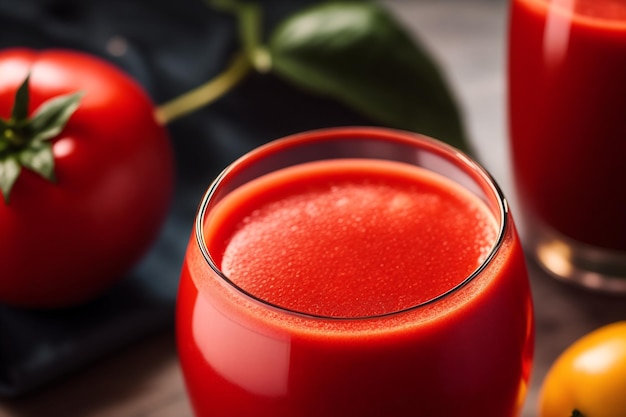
[{"x1": 194, "y1": 126, "x2": 510, "y2": 321}]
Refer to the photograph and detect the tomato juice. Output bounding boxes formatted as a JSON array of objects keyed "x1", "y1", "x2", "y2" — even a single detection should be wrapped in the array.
[
  {"x1": 508, "y1": 0, "x2": 626, "y2": 251},
  {"x1": 211, "y1": 159, "x2": 498, "y2": 318},
  {"x1": 176, "y1": 129, "x2": 533, "y2": 417}
]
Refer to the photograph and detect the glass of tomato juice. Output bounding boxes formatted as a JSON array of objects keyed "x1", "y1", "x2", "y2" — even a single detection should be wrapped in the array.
[
  {"x1": 176, "y1": 127, "x2": 534, "y2": 417},
  {"x1": 508, "y1": 0, "x2": 626, "y2": 292}
]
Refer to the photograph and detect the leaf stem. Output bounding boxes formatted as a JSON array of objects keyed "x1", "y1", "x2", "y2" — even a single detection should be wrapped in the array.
[
  {"x1": 154, "y1": 53, "x2": 252, "y2": 125},
  {"x1": 153, "y1": 0, "x2": 269, "y2": 125},
  {"x1": 238, "y1": 2, "x2": 271, "y2": 72},
  {"x1": 207, "y1": 0, "x2": 269, "y2": 70}
]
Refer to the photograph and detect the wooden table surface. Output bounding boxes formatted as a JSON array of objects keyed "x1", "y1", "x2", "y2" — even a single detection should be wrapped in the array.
[{"x1": 2, "y1": 1, "x2": 626, "y2": 416}]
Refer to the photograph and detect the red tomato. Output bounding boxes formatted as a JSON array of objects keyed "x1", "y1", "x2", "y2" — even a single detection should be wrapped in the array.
[{"x1": 0, "y1": 48, "x2": 175, "y2": 308}]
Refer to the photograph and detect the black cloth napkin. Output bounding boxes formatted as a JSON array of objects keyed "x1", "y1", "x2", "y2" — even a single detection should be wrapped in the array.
[{"x1": 0, "y1": 0, "x2": 378, "y2": 396}]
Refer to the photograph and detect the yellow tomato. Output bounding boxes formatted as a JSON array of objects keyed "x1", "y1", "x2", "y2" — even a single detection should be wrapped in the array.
[{"x1": 539, "y1": 321, "x2": 626, "y2": 417}]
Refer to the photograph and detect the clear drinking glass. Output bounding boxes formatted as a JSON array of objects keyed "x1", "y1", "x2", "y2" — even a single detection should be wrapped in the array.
[
  {"x1": 176, "y1": 127, "x2": 534, "y2": 417},
  {"x1": 508, "y1": 0, "x2": 626, "y2": 292}
]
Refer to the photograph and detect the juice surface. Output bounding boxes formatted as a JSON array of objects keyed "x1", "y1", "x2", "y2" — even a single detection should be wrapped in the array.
[
  {"x1": 508, "y1": 0, "x2": 626, "y2": 249},
  {"x1": 177, "y1": 157, "x2": 533, "y2": 417},
  {"x1": 208, "y1": 159, "x2": 497, "y2": 318}
]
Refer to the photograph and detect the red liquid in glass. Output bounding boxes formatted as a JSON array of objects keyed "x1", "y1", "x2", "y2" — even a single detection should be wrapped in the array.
[
  {"x1": 508, "y1": 0, "x2": 626, "y2": 250},
  {"x1": 177, "y1": 159, "x2": 533, "y2": 417}
]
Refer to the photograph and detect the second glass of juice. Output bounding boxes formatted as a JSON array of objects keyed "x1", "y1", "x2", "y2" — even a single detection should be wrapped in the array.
[
  {"x1": 508, "y1": 0, "x2": 626, "y2": 292},
  {"x1": 177, "y1": 127, "x2": 534, "y2": 417}
]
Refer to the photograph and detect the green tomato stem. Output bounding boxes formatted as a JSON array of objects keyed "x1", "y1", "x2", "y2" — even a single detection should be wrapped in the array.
[
  {"x1": 207, "y1": 0, "x2": 266, "y2": 71},
  {"x1": 154, "y1": 0, "x2": 269, "y2": 125},
  {"x1": 154, "y1": 53, "x2": 252, "y2": 125},
  {"x1": 3, "y1": 128, "x2": 22, "y2": 147},
  {"x1": 238, "y1": 2, "x2": 270, "y2": 72}
]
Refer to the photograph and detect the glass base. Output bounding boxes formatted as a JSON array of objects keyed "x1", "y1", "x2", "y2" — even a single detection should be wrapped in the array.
[{"x1": 527, "y1": 220, "x2": 626, "y2": 294}]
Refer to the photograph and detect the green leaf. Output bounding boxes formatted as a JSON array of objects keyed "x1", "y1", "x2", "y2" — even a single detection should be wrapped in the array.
[
  {"x1": 11, "y1": 73, "x2": 30, "y2": 123},
  {"x1": 17, "y1": 141, "x2": 55, "y2": 182},
  {"x1": 29, "y1": 91, "x2": 84, "y2": 142},
  {"x1": 0, "y1": 156, "x2": 21, "y2": 203},
  {"x1": 268, "y1": 1, "x2": 469, "y2": 153}
]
